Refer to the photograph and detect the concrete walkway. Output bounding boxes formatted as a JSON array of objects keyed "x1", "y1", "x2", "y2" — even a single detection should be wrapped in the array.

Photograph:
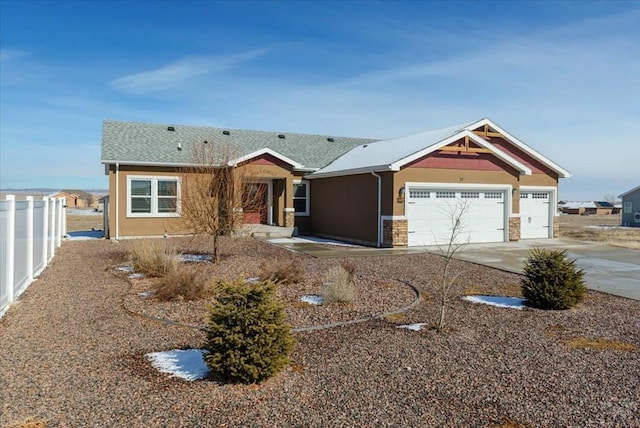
[{"x1": 266, "y1": 237, "x2": 640, "y2": 301}]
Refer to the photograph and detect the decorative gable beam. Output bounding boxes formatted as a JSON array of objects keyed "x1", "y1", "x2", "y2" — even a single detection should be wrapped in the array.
[{"x1": 464, "y1": 118, "x2": 571, "y2": 178}]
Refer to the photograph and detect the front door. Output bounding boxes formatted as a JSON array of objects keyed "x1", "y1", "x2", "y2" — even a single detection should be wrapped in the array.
[{"x1": 243, "y1": 183, "x2": 269, "y2": 224}]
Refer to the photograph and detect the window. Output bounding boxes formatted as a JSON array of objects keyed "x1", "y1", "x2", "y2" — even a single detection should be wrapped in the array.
[
  {"x1": 461, "y1": 191, "x2": 480, "y2": 199},
  {"x1": 409, "y1": 190, "x2": 430, "y2": 198},
  {"x1": 485, "y1": 192, "x2": 503, "y2": 199},
  {"x1": 127, "y1": 176, "x2": 180, "y2": 217},
  {"x1": 532, "y1": 192, "x2": 549, "y2": 199},
  {"x1": 293, "y1": 180, "x2": 309, "y2": 216},
  {"x1": 436, "y1": 191, "x2": 456, "y2": 198},
  {"x1": 624, "y1": 201, "x2": 633, "y2": 214}
]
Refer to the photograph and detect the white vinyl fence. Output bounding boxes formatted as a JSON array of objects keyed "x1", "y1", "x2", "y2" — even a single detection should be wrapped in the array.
[{"x1": 1, "y1": 195, "x2": 66, "y2": 318}]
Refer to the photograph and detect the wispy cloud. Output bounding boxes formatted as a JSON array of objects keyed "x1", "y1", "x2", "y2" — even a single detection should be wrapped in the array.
[
  {"x1": 0, "y1": 49, "x2": 29, "y2": 62},
  {"x1": 110, "y1": 49, "x2": 269, "y2": 92}
]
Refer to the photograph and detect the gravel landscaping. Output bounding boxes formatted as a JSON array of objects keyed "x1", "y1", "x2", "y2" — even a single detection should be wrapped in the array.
[{"x1": 1, "y1": 237, "x2": 639, "y2": 427}]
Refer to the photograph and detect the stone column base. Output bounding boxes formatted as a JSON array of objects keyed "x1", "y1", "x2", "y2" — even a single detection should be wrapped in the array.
[
  {"x1": 382, "y1": 217, "x2": 408, "y2": 247},
  {"x1": 284, "y1": 209, "x2": 295, "y2": 228},
  {"x1": 553, "y1": 216, "x2": 559, "y2": 238},
  {"x1": 509, "y1": 217, "x2": 521, "y2": 241}
]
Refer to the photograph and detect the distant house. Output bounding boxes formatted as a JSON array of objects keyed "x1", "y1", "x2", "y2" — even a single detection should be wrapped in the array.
[
  {"x1": 561, "y1": 201, "x2": 618, "y2": 215},
  {"x1": 618, "y1": 185, "x2": 640, "y2": 227},
  {"x1": 51, "y1": 190, "x2": 94, "y2": 208},
  {"x1": 101, "y1": 118, "x2": 571, "y2": 246}
]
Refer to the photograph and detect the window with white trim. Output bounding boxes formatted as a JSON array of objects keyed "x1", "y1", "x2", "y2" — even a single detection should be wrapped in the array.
[
  {"x1": 624, "y1": 201, "x2": 633, "y2": 214},
  {"x1": 293, "y1": 180, "x2": 309, "y2": 216},
  {"x1": 127, "y1": 176, "x2": 180, "y2": 217}
]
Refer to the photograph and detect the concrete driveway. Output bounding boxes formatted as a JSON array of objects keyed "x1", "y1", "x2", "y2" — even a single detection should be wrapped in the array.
[{"x1": 449, "y1": 238, "x2": 640, "y2": 301}]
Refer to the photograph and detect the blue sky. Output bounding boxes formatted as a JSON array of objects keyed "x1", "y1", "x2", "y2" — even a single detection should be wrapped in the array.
[{"x1": 1, "y1": 1, "x2": 638, "y2": 200}]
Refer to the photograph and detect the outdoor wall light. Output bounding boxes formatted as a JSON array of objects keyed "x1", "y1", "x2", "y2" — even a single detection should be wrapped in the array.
[
  {"x1": 397, "y1": 186, "x2": 406, "y2": 202},
  {"x1": 512, "y1": 188, "x2": 518, "y2": 196}
]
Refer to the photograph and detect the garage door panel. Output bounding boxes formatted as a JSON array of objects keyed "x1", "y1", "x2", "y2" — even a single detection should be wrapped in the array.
[
  {"x1": 407, "y1": 187, "x2": 506, "y2": 246},
  {"x1": 520, "y1": 191, "x2": 550, "y2": 239}
]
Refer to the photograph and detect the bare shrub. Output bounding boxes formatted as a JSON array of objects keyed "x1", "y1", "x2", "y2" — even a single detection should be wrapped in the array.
[
  {"x1": 130, "y1": 239, "x2": 178, "y2": 277},
  {"x1": 259, "y1": 260, "x2": 304, "y2": 285},
  {"x1": 340, "y1": 259, "x2": 356, "y2": 281},
  {"x1": 322, "y1": 265, "x2": 356, "y2": 304},
  {"x1": 154, "y1": 265, "x2": 213, "y2": 301}
]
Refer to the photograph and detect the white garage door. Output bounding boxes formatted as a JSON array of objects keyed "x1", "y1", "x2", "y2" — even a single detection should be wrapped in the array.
[
  {"x1": 520, "y1": 191, "x2": 551, "y2": 239},
  {"x1": 407, "y1": 187, "x2": 506, "y2": 246}
]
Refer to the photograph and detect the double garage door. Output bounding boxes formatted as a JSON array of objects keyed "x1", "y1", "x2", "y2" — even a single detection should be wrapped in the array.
[
  {"x1": 407, "y1": 187, "x2": 507, "y2": 246},
  {"x1": 406, "y1": 186, "x2": 552, "y2": 246}
]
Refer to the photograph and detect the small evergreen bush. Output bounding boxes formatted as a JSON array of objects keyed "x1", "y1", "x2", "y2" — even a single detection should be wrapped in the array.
[
  {"x1": 322, "y1": 265, "x2": 356, "y2": 304},
  {"x1": 259, "y1": 260, "x2": 304, "y2": 285},
  {"x1": 204, "y1": 279, "x2": 295, "y2": 384},
  {"x1": 130, "y1": 239, "x2": 177, "y2": 277},
  {"x1": 154, "y1": 265, "x2": 213, "y2": 301},
  {"x1": 521, "y1": 248, "x2": 586, "y2": 310}
]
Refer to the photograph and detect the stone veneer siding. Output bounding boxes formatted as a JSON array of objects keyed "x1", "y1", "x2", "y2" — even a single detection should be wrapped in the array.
[
  {"x1": 284, "y1": 211, "x2": 295, "y2": 228},
  {"x1": 509, "y1": 217, "x2": 521, "y2": 241},
  {"x1": 553, "y1": 216, "x2": 559, "y2": 238},
  {"x1": 383, "y1": 219, "x2": 408, "y2": 247}
]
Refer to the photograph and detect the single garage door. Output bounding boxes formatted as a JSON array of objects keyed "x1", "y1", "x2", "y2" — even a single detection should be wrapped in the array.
[
  {"x1": 520, "y1": 191, "x2": 551, "y2": 239},
  {"x1": 407, "y1": 187, "x2": 506, "y2": 246}
]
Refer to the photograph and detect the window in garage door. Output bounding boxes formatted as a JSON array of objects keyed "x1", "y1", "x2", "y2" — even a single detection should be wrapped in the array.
[{"x1": 407, "y1": 188, "x2": 506, "y2": 246}]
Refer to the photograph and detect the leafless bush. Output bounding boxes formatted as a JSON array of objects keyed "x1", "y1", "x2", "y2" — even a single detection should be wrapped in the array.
[
  {"x1": 322, "y1": 265, "x2": 356, "y2": 304},
  {"x1": 154, "y1": 265, "x2": 214, "y2": 301},
  {"x1": 130, "y1": 239, "x2": 178, "y2": 277},
  {"x1": 259, "y1": 260, "x2": 304, "y2": 285}
]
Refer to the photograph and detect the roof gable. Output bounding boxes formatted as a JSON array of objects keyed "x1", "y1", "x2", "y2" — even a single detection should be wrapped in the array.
[
  {"x1": 619, "y1": 185, "x2": 640, "y2": 198},
  {"x1": 308, "y1": 122, "x2": 533, "y2": 179},
  {"x1": 465, "y1": 118, "x2": 571, "y2": 178}
]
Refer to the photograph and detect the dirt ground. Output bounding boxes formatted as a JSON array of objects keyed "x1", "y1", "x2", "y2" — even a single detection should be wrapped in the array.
[
  {"x1": 66, "y1": 212, "x2": 103, "y2": 232},
  {"x1": 558, "y1": 213, "x2": 640, "y2": 249}
]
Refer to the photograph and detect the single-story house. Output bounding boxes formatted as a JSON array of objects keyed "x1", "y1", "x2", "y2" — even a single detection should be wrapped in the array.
[
  {"x1": 619, "y1": 185, "x2": 640, "y2": 227},
  {"x1": 100, "y1": 118, "x2": 570, "y2": 246},
  {"x1": 51, "y1": 190, "x2": 94, "y2": 208},
  {"x1": 561, "y1": 201, "x2": 618, "y2": 215}
]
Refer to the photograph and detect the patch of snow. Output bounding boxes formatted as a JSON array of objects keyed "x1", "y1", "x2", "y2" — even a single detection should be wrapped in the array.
[
  {"x1": 129, "y1": 273, "x2": 145, "y2": 279},
  {"x1": 246, "y1": 277, "x2": 261, "y2": 284},
  {"x1": 118, "y1": 266, "x2": 134, "y2": 272},
  {"x1": 66, "y1": 230, "x2": 103, "y2": 240},
  {"x1": 138, "y1": 291, "x2": 155, "y2": 298},
  {"x1": 180, "y1": 253, "x2": 213, "y2": 263},
  {"x1": 397, "y1": 323, "x2": 428, "y2": 331},
  {"x1": 463, "y1": 295, "x2": 526, "y2": 310},
  {"x1": 300, "y1": 294, "x2": 324, "y2": 305},
  {"x1": 145, "y1": 349, "x2": 210, "y2": 381},
  {"x1": 584, "y1": 225, "x2": 626, "y2": 230}
]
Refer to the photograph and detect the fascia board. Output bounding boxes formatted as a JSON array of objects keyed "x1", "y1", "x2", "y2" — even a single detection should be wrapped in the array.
[
  {"x1": 473, "y1": 119, "x2": 572, "y2": 178},
  {"x1": 390, "y1": 130, "x2": 532, "y2": 175},
  {"x1": 306, "y1": 165, "x2": 393, "y2": 179},
  {"x1": 619, "y1": 185, "x2": 640, "y2": 198},
  {"x1": 101, "y1": 160, "x2": 196, "y2": 167}
]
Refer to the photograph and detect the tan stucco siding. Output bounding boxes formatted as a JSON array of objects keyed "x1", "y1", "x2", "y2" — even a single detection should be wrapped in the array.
[
  {"x1": 108, "y1": 161, "x2": 296, "y2": 238},
  {"x1": 109, "y1": 165, "x2": 188, "y2": 238},
  {"x1": 310, "y1": 174, "x2": 379, "y2": 245}
]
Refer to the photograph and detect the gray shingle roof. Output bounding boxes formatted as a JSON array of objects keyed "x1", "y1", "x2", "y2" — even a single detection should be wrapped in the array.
[{"x1": 101, "y1": 120, "x2": 377, "y2": 170}]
